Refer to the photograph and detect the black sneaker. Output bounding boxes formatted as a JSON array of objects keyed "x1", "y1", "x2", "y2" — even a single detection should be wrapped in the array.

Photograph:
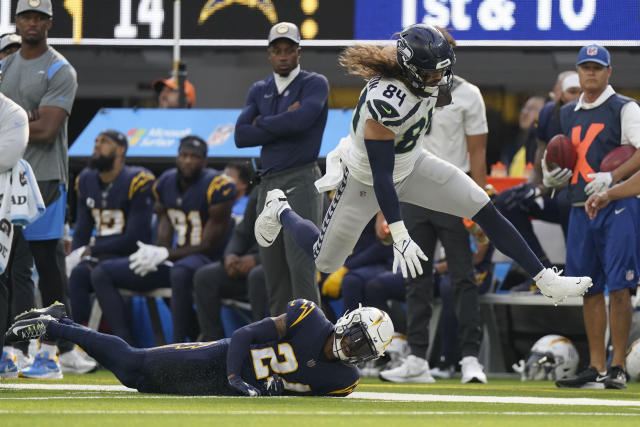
[
  {"x1": 604, "y1": 366, "x2": 627, "y2": 390},
  {"x1": 14, "y1": 301, "x2": 67, "y2": 322},
  {"x1": 5, "y1": 315, "x2": 55, "y2": 343},
  {"x1": 555, "y1": 366, "x2": 606, "y2": 389}
]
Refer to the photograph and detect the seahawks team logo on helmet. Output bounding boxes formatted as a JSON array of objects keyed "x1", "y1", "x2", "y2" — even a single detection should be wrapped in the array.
[{"x1": 397, "y1": 37, "x2": 413, "y2": 62}]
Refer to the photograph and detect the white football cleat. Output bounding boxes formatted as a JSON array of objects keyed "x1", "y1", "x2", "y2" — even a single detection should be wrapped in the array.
[
  {"x1": 460, "y1": 356, "x2": 487, "y2": 384},
  {"x1": 379, "y1": 355, "x2": 435, "y2": 383},
  {"x1": 534, "y1": 267, "x2": 593, "y2": 305},
  {"x1": 254, "y1": 189, "x2": 290, "y2": 247}
]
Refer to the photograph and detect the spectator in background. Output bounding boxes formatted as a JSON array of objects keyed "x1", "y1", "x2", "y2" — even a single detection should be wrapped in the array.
[
  {"x1": 501, "y1": 95, "x2": 546, "y2": 176},
  {"x1": 224, "y1": 162, "x2": 253, "y2": 221},
  {"x1": 89, "y1": 136, "x2": 236, "y2": 344},
  {"x1": 235, "y1": 22, "x2": 328, "y2": 315},
  {"x1": 494, "y1": 72, "x2": 581, "y2": 272},
  {"x1": 0, "y1": 0, "x2": 78, "y2": 379},
  {"x1": 379, "y1": 27, "x2": 490, "y2": 385},
  {"x1": 551, "y1": 45, "x2": 640, "y2": 390},
  {"x1": 0, "y1": 92, "x2": 31, "y2": 378},
  {"x1": 0, "y1": 33, "x2": 21, "y2": 60},
  {"x1": 193, "y1": 186, "x2": 262, "y2": 340},
  {"x1": 152, "y1": 77, "x2": 196, "y2": 108},
  {"x1": 67, "y1": 130, "x2": 155, "y2": 348}
]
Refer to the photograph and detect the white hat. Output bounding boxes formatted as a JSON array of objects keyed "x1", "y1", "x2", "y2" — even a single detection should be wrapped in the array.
[
  {"x1": 0, "y1": 33, "x2": 21, "y2": 52},
  {"x1": 562, "y1": 73, "x2": 580, "y2": 92}
]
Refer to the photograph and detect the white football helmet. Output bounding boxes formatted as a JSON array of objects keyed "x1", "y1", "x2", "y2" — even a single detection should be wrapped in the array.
[
  {"x1": 520, "y1": 334, "x2": 579, "y2": 381},
  {"x1": 626, "y1": 338, "x2": 640, "y2": 382},
  {"x1": 333, "y1": 305, "x2": 394, "y2": 365}
]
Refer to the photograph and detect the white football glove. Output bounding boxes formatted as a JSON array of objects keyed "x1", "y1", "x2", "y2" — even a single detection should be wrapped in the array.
[
  {"x1": 584, "y1": 172, "x2": 613, "y2": 196},
  {"x1": 541, "y1": 150, "x2": 573, "y2": 188},
  {"x1": 388, "y1": 221, "x2": 428, "y2": 279},
  {"x1": 129, "y1": 241, "x2": 169, "y2": 277}
]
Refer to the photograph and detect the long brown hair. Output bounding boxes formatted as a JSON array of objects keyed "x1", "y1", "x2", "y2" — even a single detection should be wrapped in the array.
[{"x1": 339, "y1": 44, "x2": 408, "y2": 80}]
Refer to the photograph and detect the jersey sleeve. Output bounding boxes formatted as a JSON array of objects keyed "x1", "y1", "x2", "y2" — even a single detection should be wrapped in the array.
[
  {"x1": 128, "y1": 170, "x2": 156, "y2": 201},
  {"x1": 39, "y1": 62, "x2": 77, "y2": 114},
  {"x1": 364, "y1": 77, "x2": 421, "y2": 130},
  {"x1": 461, "y1": 84, "x2": 488, "y2": 135},
  {"x1": 206, "y1": 172, "x2": 237, "y2": 205}
]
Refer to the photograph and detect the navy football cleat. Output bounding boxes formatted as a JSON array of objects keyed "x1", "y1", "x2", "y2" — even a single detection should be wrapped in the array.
[
  {"x1": 14, "y1": 301, "x2": 67, "y2": 323},
  {"x1": 5, "y1": 315, "x2": 55, "y2": 343}
]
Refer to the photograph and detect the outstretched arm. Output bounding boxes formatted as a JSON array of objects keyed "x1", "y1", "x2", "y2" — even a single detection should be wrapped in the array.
[{"x1": 226, "y1": 314, "x2": 286, "y2": 396}]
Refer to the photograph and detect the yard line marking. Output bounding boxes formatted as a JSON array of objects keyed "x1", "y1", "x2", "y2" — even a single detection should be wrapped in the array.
[
  {"x1": 0, "y1": 410, "x2": 638, "y2": 416},
  {"x1": 1, "y1": 384, "x2": 640, "y2": 408},
  {"x1": 349, "y1": 391, "x2": 640, "y2": 407}
]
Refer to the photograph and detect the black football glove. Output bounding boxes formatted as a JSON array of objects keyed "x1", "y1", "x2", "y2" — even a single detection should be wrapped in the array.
[
  {"x1": 498, "y1": 183, "x2": 541, "y2": 211},
  {"x1": 261, "y1": 374, "x2": 285, "y2": 396},
  {"x1": 228, "y1": 376, "x2": 261, "y2": 397}
]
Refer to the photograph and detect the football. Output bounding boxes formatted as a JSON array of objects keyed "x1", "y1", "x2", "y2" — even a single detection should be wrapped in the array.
[
  {"x1": 545, "y1": 134, "x2": 576, "y2": 170},
  {"x1": 600, "y1": 145, "x2": 636, "y2": 172}
]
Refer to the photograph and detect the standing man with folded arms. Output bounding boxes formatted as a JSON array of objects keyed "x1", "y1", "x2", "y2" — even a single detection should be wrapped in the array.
[{"x1": 235, "y1": 22, "x2": 328, "y2": 315}]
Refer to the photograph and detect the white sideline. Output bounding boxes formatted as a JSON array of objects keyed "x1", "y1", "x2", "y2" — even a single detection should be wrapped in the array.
[{"x1": 1, "y1": 384, "x2": 640, "y2": 408}]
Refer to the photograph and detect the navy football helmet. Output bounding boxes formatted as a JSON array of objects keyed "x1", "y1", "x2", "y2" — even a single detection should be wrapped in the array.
[{"x1": 396, "y1": 24, "x2": 455, "y2": 98}]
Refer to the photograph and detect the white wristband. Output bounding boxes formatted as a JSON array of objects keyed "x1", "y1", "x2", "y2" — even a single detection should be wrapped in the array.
[{"x1": 388, "y1": 220, "x2": 409, "y2": 243}]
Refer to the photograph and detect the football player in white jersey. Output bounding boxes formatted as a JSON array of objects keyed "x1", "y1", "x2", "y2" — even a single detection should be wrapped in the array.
[{"x1": 255, "y1": 24, "x2": 592, "y2": 304}]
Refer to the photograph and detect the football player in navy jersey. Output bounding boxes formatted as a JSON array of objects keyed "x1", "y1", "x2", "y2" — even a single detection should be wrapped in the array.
[
  {"x1": 68, "y1": 130, "x2": 155, "y2": 328},
  {"x1": 5, "y1": 299, "x2": 393, "y2": 396},
  {"x1": 90, "y1": 135, "x2": 236, "y2": 344}
]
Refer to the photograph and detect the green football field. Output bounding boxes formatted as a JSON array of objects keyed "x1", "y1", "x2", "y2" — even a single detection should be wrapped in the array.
[{"x1": 1, "y1": 371, "x2": 640, "y2": 427}]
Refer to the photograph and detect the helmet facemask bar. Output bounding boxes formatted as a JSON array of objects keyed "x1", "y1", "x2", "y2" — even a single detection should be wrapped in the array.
[
  {"x1": 524, "y1": 351, "x2": 557, "y2": 380},
  {"x1": 333, "y1": 315, "x2": 378, "y2": 365}
]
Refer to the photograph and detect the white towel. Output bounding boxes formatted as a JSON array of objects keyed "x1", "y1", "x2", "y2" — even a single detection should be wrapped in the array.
[
  {"x1": 0, "y1": 159, "x2": 45, "y2": 273},
  {"x1": 315, "y1": 136, "x2": 350, "y2": 193}
]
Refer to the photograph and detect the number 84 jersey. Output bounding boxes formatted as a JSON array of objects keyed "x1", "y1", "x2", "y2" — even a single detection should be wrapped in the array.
[
  {"x1": 344, "y1": 76, "x2": 437, "y2": 186},
  {"x1": 244, "y1": 299, "x2": 360, "y2": 396}
]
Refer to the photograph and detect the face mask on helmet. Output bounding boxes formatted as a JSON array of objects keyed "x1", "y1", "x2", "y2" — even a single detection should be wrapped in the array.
[
  {"x1": 333, "y1": 306, "x2": 394, "y2": 365},
  {"x1": 396, "y1": 24, "x2": 455, "y2": 98},
  {"x1": 513, "y1": 334, "x2": 579, "y2": 381}
]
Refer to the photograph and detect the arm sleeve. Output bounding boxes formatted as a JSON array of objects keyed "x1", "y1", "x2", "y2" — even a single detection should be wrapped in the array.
[
  {"x1": 255, "y1": 76, "x2": 329, "y2": 136},
  {"x1": 235, "y1": 87, "x2": 277, "y2": 147},
  {"x1": 364, "y1": 139, "x2": 402, "y2": 224},
  {"x1": 40, "y1": 63, "x2": 77, "y2": 114},
  {"x1": 71, "y1": 178, "x2": 94, "y2": 250},
  {"x1": 226, "y1": 317, "x2": 280, "y2": 379}
]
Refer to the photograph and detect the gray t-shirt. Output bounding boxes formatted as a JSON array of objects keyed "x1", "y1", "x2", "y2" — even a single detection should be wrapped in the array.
[{"x1": 0, "y1": 46, "x2": 77, "y2": 186}]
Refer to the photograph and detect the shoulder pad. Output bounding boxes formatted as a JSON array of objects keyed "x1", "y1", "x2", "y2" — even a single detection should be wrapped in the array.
[
  {"x1": 287, "y1": 299, "x2": 318, "y2": 328},
  {"x1": 365, "y1": 78, "x2": 420, "y2": 127},
  {"x1": 129, "y1": 170, "x2": 155, "y2": 200}
]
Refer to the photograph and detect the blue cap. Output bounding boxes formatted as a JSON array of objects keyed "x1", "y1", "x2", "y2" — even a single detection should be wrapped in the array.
[{"x1": 576, "y1": 44, "x2": 610, "y2": 67}]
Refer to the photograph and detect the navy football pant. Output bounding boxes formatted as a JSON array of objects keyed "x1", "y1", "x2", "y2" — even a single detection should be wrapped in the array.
[{"x1": 47, "y1": 319, "x2": 233, "y2": 395}]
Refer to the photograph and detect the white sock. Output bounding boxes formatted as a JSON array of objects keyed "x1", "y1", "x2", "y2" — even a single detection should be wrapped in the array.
[
  {"x1": 39, "y1": 343, "x2": 58, "y2": 359},
  {"x1": 2, "y1": 346, "x2": 16, "y2": 358}
]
